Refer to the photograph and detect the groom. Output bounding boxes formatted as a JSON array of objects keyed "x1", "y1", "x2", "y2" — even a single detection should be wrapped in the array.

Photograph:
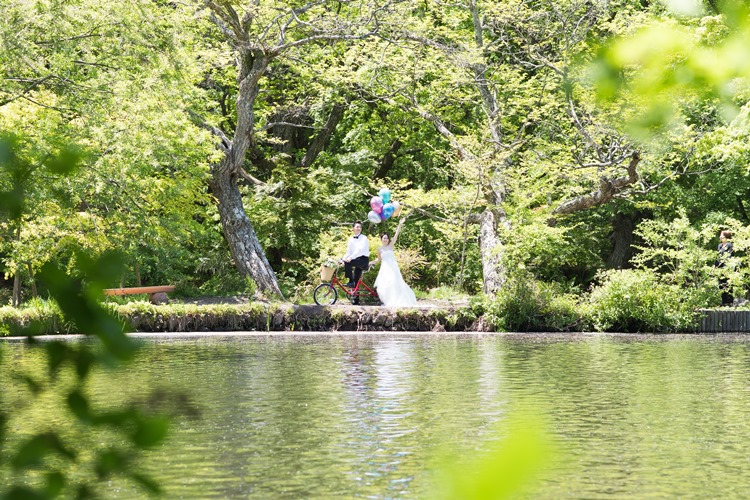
[{"x1": 339, "y1": 221, "x2": 370, "y2": 290}]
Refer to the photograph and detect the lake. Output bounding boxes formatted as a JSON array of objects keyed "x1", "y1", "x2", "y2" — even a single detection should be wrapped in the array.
[{"x1": 3, "y1": 332, "x2": 750, "y2": 498}]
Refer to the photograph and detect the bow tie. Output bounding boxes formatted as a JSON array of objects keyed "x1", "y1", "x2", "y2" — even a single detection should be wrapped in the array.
[{"x1": 354, "y1": 235, "x2": 360, "y2": 239}]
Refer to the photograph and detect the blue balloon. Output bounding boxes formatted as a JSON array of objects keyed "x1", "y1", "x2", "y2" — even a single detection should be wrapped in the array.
[
  {"x1": 378, "y1": 188, "x2": 391, "y2": 204},
  {"x1": 382, "y1": 203, "x2": 395, "y2": 219}
]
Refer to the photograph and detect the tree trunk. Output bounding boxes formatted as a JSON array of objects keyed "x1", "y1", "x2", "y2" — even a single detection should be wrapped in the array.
[
  {"x1": 135, "y1": 261, "x2": 142, "y2": 287},
  {"x1": 299, "y1": 103, "x2": 345, "y2": 169},
  {"x1": 478, "y1": 208, "x2": 506, "y2": 296},
  {"x1": 12, "y1": 265, "x2": 21, "y2": 307},
  {"x1": 210, "y1": 165, "x2": 284, "y2": 299},
  {"x1": 27, "y1": 262, "x2": 37, "y2": 298},
  {"x1": 373, "y1": 139, "x2": 402, "y2": 180},
  {"x1": 606, "y1": 212, "x2": 637, "y2": 269}
]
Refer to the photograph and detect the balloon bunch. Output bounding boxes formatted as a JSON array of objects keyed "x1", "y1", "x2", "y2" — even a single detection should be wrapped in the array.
[{"x1": 367, "y1": 188, "x2": 402, "y2": 224}]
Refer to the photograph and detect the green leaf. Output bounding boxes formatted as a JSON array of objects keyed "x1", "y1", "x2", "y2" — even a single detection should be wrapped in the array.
[
  {"x1": 11, "y1": 433, "x2": 76, "y2": 471},
  {"x1": 430, "y1": 413, "x2": 555, "y2": 499},
  {"x1": 38, "y1": 262, "x2": 136, "y2": 361},
  {"x1": 67, "y1": 390, "x2": 91, "y2": 423},
  {"x1": 132, "y1": 416, "x2": 169, "y2": 449},
  {"x1": 0, "y1": 411, "x2": 7, "y2": 444},
  {"x1": 94, "y1": 449, "x2": 128, "y2": 479},
  {"x1": 13, "y1": 374, "x2": 43, "y2": 395},
  {"x1": 0, "y1": 486, "x2": 47, "y2": 500},
  {"x1": 45, "y1": 341, "x2": 70, "y2": 379},
  {"x1": 129, "y1": 472, "x2": 163, "y2": 495},
  {"x1": 73, "y1": 348, "x2": 95, "y2": 379},
  {"x1": 44, "y1": 471, "x2": 66, "y2": 497},
  {"x1": 46, "y1": 145, "x2": 82, "y2": 175}
]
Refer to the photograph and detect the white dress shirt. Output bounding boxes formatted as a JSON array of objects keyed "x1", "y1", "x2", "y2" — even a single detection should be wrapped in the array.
[{"x1": 343, "y1": 234, "x2": 370, "y2": 261}]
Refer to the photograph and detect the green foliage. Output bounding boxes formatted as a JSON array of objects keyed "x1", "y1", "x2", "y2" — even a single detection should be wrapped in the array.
[
  {"x1": 501, "y1": 214, "x2": 604, "y2": 288},
  {"x1": 0, "y1": 299, "x2": 71, "y2": 337},
  {"x1": 0, "y1": 0, "x2": 220, "y2": 301},
  {"x1": 430, "y1": 412, "x2": 555, "y2": 499},
  {"x1": 590, "y1": 1, "x2": 750, "y2": 138},
  {"x1": 631, "y1": 210, "x2": 718, "y2": 286},
  {"x1": 3, "y1": 0, "x2": 750, "y2": 316},
  {"x1": 485, "y1": 272, "x2": 581, "y2": 332},
  {"x1": 0, "y1": 137, "x2": 182, "y2": 498},
  {"x1": 584, "y1": 269, "x2": 703, "y2": 332}
]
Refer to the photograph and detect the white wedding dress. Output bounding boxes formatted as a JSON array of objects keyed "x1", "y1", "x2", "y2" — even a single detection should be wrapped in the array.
[{"x1": 374, "y1": 249, "x2": 417, "y2": 307}]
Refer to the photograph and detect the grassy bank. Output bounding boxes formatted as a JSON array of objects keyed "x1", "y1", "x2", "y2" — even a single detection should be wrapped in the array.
[
  {"x1": 0, "y1": 275, "x2": 716, "y2": 336},
  {"x1": 0, "y1": 299, "x2": 484, "y2": 335}
]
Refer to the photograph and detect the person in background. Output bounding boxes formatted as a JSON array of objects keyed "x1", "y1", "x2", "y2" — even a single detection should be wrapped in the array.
[{"x1": 716, "y1": 230, "x2": 734, "y2": 307}]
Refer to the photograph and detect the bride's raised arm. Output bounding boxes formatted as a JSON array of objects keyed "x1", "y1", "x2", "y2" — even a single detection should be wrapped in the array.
[{"x1": 391, "y1": 217, "x2": 407, "y2": 247}]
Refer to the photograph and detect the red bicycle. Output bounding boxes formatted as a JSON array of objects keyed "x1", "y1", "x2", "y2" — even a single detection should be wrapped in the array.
[{"x1": 314, "y1": 265, "x2": 380, "y2": 305}]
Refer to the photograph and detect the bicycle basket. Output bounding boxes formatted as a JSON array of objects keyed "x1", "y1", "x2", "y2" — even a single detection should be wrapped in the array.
[{"x1": 320, "y1": 265, "x2": 335, "y2": 282}]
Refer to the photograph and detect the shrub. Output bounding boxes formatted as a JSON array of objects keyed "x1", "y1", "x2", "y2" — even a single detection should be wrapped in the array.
[
  {"x1": 583, "y1": 269, "x2": 704, "y2": 332},
  {"x1": 485, "y1": 272, "x2": 580, "y2": 332},
  {"x1": 0, "y1": 298, "x2": 72, "y2": 336}
]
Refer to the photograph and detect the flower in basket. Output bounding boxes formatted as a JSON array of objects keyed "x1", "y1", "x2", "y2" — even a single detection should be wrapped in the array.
[{"x1": 320, "y1": 257, "x2": 337, "y2": 282}]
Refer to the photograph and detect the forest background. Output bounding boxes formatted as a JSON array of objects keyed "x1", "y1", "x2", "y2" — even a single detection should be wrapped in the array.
[{"x1": 3, "y1": 0, "x2": 750, "y2": 332}]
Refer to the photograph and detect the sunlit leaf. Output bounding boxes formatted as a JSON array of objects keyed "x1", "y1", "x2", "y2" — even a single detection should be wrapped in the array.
[{"x1": 430, "y1": 414, "x2": 555, "y2": 499}]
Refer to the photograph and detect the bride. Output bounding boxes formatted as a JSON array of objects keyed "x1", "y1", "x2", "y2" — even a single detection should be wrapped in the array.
[{"x1": 369, "y1": 217, "x2": 417, "y2": 307}]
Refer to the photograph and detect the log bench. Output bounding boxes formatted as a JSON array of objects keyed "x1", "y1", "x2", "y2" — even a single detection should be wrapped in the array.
[{"x1": 103, "y1": 285, "x2": 175, "y2": 304}]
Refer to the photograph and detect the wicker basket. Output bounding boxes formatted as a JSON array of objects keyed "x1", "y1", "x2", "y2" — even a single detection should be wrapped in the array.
[{"x1": 320, "y1": 265, "x2": 335, "y2": 282}]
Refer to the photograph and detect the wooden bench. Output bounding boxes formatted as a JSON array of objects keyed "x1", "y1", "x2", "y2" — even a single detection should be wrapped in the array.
[{"x1": 103, "y1": 285, "x2": 175, "y2": 304}]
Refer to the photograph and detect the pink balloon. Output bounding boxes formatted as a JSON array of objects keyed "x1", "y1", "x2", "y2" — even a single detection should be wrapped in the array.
[{"x1": 370, "y1": 196, "x2": 383, "y2": 214}]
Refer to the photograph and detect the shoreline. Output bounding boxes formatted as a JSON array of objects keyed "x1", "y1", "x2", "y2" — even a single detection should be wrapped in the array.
[
  {"x1": 2, "y1": 331, "x2": 749, "y2": 342},
  {"x1": 2, "y1": 299, "x2": 749, "y2": 336}
]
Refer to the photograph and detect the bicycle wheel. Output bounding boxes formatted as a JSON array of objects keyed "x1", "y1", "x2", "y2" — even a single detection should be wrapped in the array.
[{"x1": 314, "y1": 283, "x2": 338, "y2": 305}]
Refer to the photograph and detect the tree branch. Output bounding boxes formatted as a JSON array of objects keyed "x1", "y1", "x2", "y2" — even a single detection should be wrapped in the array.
[
  {"x1": 0, "y1": 75, "x2": 53, "y2": 107},
  {"x1": 553, "y1": 151, "x2": 641, "y2": 215}
]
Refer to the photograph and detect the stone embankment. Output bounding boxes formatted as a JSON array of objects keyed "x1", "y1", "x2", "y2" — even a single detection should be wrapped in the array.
[{"x1": 124, "y1": 302, "x2": 484, "y2": 333}]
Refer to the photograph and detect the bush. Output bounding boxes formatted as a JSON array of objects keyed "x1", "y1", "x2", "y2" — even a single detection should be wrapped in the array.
[
  {"x1": 0, "y1": 298, "x2": 72, "y2": 336},
  {"x1": 583, "y1": 269, "x2": 704, "y2": 332},
  {"x1": 485, "y1": 272, "x2": 580, "y2": 332}
]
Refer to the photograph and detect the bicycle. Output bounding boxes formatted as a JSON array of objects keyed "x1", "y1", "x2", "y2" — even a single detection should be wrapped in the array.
[{"x1": 313, "y1": 264, "x2": 380, "y2": 306}]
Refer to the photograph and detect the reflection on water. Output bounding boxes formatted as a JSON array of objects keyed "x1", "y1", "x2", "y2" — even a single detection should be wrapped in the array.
[{"x1": 4, "y1": 333, "x2": 750, "y2": 498}]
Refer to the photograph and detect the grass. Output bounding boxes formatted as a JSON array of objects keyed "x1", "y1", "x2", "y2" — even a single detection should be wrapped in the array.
[{"x1": 416, "y1": 285, "x2": 473, "y2": 302}]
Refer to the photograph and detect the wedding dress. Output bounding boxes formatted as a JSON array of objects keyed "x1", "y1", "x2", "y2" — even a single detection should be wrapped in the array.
[{"x1": 374, "y1": 249, "x2": 417, "y2": 307}]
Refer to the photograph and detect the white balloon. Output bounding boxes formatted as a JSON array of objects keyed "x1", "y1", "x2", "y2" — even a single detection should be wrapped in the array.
[{"x1": 367, "y1": 210, "x2": 382, "y2": 224}]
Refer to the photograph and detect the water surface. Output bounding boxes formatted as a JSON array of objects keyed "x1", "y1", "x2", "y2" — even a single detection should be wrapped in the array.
[{"x1": 3, "y1": 332, "x2": 750, "y2": 498}]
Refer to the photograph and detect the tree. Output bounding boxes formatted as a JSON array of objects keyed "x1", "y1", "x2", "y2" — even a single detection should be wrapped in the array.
[
  {"x1": 0, "y1": 0, "x2": 218, "y2": 303},
  {"x1": 192, "y1": 1, "x2": 406, "y2": 298},
  {"x1": 351, "y1": 0, "x2": 644, "y2": 294}
]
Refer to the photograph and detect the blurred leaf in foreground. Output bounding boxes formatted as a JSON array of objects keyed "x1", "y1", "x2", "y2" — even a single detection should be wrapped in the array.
[{"x1": 429, "y1": 412, "x2": 556, "y2": 499}]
